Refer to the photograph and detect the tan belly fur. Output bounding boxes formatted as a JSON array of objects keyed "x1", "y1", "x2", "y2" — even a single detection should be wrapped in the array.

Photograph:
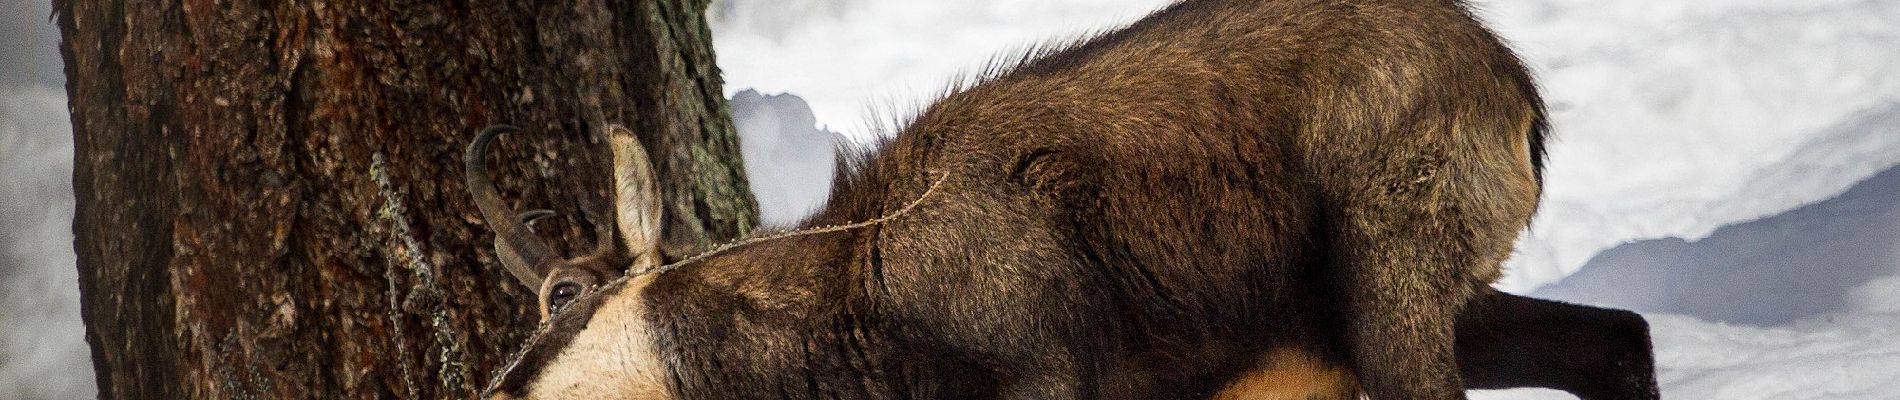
[{"x1": 1210, "y1": 348, "x2": 1361, "y2": 400}]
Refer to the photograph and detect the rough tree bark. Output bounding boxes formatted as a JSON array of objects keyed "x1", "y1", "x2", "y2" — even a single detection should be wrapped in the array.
[{"x1": 57, "y1": 0, "x2": 756, "y2": 398}]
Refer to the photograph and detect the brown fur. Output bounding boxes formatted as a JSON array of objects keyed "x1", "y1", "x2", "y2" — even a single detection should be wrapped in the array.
[{"x1": 477, "y1": 0, "x2": 1657, "y2": 399}]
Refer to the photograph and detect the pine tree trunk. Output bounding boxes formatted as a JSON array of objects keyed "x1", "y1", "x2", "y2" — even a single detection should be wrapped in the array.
[{"x1": 56, "y1": 0, "x2": 756, "y2": 398}]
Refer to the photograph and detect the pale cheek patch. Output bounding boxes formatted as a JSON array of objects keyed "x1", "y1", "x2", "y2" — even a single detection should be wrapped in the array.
[{"x1": 525, "y1": 275, "x2": 674, "y2": 399}]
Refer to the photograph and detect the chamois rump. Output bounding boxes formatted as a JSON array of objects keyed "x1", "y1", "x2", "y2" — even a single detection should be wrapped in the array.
[{"x1": 466, "y1": 0, "x2": 1659, "y2": 398}]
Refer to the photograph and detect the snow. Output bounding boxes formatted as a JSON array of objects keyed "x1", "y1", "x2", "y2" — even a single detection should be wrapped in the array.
[
  {"x1": 1645, "y1": 312, "x2": 1900, "y2": 400},
  {"x1": 1476, "y1": 310, "x2": 1900, "y2": 400},
  {"x1": 1536, "y1": 161, "x2": 1900, "y2": 326},
  {"x1": 1474, "y1": 162, "x2": 1900, "y2": 399}
]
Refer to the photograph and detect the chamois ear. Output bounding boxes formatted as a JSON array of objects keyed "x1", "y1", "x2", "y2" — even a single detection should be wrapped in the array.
[{"x1": 608, "y1": 124, "x2": 666, "y2": 272}]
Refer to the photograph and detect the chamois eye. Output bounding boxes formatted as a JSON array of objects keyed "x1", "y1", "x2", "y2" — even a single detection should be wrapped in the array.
[{"x1": 547, "y1": 282, "x2": 583, "y2": 314}]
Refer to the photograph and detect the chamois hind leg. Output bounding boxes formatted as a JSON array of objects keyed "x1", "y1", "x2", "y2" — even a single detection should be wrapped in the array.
[
  {"x1": 1456, "y1": 290, "x2": 1660, "y2": 400},
  {"x1": 1310, "y1": 119, "x2": 1542, "y2": 399}
]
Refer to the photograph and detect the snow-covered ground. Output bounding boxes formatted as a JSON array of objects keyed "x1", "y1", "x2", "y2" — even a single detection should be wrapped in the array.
[
  {"x1": 1, "y1": 0, "x2": 1896, "y2": 398},
  {"x1": 1515, "y1": 161, "x2": 1900, "y2": 400},
  {"x1": 1473, "y1": 162, "x2": 1900, "y2": 400},
  {"x1": 1538, "y1": 161, "x2": 1900, "y2": 327}
]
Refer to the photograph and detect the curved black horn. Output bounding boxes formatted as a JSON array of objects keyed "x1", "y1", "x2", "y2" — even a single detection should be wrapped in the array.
[
  {"x1": 516, "y1": 205, "x2": 621, "y2": 275},
  {"x1": 465, "y1": 125, "x2": 563, "y2": 288}
]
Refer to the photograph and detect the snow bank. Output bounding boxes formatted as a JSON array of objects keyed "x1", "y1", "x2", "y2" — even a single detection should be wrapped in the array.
[
  {"x1": 1494, "y1": 160, "x2": 1900, "y2": 399},
  {"x1": 1537, "y1": 160, "x2": 1900, "y2": 326},
  {"x1": 0, "y1": 86, "x2": 94, "y2": 399},
  {"x1": 1644, "y1": 311, "x2": 1900, "y2": 400}
]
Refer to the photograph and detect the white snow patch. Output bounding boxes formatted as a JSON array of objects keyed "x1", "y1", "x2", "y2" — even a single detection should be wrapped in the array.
[
  {"x1": 1527, "y1": 157, "x2": 1900, "y2": 398},
  {"x1": 1645, "y1": 311, "x2": 1900, "y2": 400},
  {"x1": 1471, "y1": 388, "x2": 1578, "y2": 400},
  {"x1": 1535, "y1": 157, "x2": 1900, "y2": 326}
]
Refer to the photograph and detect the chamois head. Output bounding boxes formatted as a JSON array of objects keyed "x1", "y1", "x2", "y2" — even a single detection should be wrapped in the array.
[
  {"x1": 466, "y1": 120, "x2": 945, "y2": 399},
  {"x1": 464, "y1": 124, "x2": 665, "y2": 319}
]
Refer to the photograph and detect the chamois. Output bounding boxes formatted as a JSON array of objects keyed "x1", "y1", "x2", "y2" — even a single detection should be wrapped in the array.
[{"x1": 467, "y1": 0, "x2": 1659, "y2": 398}]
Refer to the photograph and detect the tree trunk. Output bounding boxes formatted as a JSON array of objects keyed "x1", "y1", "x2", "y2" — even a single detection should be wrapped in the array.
[{"x1": 56, "y1": 0, "x2": 756, "y2": 398}]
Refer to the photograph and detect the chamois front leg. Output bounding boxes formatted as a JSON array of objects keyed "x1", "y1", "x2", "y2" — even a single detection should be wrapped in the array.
[
  {"x1": 1456, "y1": 290, "x2": 1660, "y2": 400},
  {"x1": 1333, "y1": 215, "x2": 1472, "y2": 399},
  {"x1": 1313, "y1": 123, "x2": 1543, "y2": 399}
]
